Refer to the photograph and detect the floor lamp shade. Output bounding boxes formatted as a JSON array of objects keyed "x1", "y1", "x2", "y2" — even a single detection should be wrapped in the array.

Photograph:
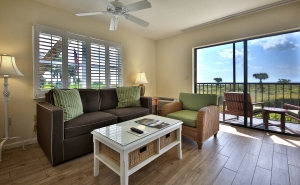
[
  {"x1": 0, "y1": 55, "x2": 24, "y2": 76},
  {"x1": 135, "y1": 72, "x2": 148, "y2": 96},
  {"x1": 0, "y1": 55, "x2": 25, "y2": 162}
]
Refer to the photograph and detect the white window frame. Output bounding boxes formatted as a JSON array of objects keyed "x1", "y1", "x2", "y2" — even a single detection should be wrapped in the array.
[{"x1": 33, "y1": 24, "x2": 123, "y2": 99}]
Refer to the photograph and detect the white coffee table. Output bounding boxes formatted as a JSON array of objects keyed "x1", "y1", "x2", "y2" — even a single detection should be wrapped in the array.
[{"x1": 91, "y1": 114, "x2": 183, "y2": 185}]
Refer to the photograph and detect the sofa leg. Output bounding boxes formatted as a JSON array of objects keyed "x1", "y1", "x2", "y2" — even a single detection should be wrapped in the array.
[
  {"x1": 214, "y1": 132, "x2": 218, "y2": 137},
  {"x1": 197, "y1": 142, "x2": 203, "y2": 149}
]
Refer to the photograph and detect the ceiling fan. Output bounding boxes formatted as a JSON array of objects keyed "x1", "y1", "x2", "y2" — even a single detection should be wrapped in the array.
[{"x1": 76, "y1": 0, "x2": 151, "y2": 31}]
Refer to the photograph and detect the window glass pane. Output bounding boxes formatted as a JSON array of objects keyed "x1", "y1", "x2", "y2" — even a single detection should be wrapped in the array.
[
  {"x1": 91, "y1": 43, "x2": 106, "y2": 89},
  {"x1": 68, "y1": 39, "x2": 87, "y2": 89},
  {"x1": 109, "y1": 46, "x2": 122, "y2": 87},
  {"x1": 38, "y1": 32, "x2": 63, "y2": 90},
  {"x1": 248, "y1": 31, "x2": 300, "y2": 105}
]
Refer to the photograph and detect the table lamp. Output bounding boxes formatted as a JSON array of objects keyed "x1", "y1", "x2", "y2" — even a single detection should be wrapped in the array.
[
  {"x1": 135, "y1": 72, "x2": 148, "y2": 96},
  {"x1": 0, "y1": 55, "x2": 25, "y2": 162}
]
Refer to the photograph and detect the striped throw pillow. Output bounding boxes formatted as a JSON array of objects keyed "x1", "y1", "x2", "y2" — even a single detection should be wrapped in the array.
[
  {"x1": 53, "y1": 89, "x2": 83, "y2": 122},
  {"x1": 116, "y1": 86, "x2": 141, "y2": 108}
]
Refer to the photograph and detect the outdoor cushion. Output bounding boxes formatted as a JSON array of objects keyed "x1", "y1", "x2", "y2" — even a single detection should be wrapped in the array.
[
  {"x1": 167, "y1": 110, "x2": 198, "y2": 128},
  {"x1": 253, "y1": 106, "x2": 263, "y2": 113},
  {"x1": 288, "y1": 110, "x2": 300, "y2": 118},
  {"x1": 116, "y1": 86, "x2": 141, "y2": 108},
  {"x1": 103, "y1": 107, "x2": 149, "y2": 122},
  {"x1": 53, "y1": 89, "x2": 83, "y2": 122},
  {"x1": 64, "y1": 111, "x2": 117, "y2": 139},
  {"x1": 179, "y1": 93, "x2": 218, "y2": 111}
]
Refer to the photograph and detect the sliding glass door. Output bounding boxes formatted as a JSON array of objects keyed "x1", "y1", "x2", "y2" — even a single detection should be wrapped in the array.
[{"x1": 195, "y1": 30, "x2": 300, "y2": 134}]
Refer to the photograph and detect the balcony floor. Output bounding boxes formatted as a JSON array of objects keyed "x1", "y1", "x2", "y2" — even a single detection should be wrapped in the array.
[{"x1": 221, "y1": 113, "x2": 300, "y2": 136}]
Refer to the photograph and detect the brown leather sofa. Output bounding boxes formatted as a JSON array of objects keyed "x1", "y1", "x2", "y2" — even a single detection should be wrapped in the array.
[{"x1": 37, "y1": 88, "x2": 152, "y2": 166}]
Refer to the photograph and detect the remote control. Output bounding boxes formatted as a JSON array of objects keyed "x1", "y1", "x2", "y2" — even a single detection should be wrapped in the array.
[{"x1": 130, "y1": 127, "x2": 144, "y2": 134}]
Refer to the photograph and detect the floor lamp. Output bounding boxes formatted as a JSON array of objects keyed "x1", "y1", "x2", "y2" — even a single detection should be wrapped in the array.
[{"x1": 0, "y1": 55, "x2": 25, "y2": 162}]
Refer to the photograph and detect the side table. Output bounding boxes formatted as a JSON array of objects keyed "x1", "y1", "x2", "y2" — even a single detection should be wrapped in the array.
[
  {"x1": 263, "y1": 107, "x2": 287, "y2": 132},
  {"x1": 152, "y1": 97, "x2": 159, "y2": 115}
]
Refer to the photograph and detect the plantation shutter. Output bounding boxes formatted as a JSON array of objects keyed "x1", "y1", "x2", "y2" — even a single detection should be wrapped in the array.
[
  {"x1": 108, "y1": 43, "x2": 122, "y2": 87},
  {"x1": 67, "y1": 37, "x2": 87, "y2": 89},
  {"x1": 90, "y1": 41, "x2": 106, "y2": 89},
  {"x1": 33, "y1": 25, "x2": 64, "y2": 99},
  {"x1": 33, "y1": 24, "x2": 123, "y2": 99}
]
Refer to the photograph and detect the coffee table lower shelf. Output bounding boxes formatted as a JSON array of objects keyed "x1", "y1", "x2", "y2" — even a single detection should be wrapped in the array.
[{"x1": 92, "y1": 125, "x2": 182, "y2": 185}]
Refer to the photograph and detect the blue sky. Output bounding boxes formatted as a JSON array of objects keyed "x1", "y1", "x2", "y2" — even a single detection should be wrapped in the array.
[{"x1": 197, "y1": 31, "x2": 300, "y2": 83}]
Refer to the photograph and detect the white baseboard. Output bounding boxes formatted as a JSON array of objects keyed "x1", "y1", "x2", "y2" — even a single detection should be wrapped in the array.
[{"x1": 2, "y1": 138, "x2": 38, "y2": 150}]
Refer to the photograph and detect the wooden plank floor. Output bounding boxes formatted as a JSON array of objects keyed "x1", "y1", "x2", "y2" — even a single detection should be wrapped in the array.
[{"x1": 1, "y1": 124, "x2": 300, "y2": 185}]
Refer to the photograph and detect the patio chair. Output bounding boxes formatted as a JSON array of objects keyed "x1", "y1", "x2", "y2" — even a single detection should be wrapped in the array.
[
  {"x1": 223, "y1": 92, "x2": 264, "y2": 127},
  {"x1": 284, "y1": 103, "x2": 300, "y2": 122},
  {"x1": 162, "y1": 93, "x2": 219, "y2": 149}
]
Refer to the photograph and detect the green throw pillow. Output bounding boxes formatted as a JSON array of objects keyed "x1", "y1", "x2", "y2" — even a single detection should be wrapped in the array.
[
  {"x1": 116, "y1": 86, "x2": 141, "y2": 108},
  {"x1": 53, "y1": 89, "x2": 83, "y2": 122}
]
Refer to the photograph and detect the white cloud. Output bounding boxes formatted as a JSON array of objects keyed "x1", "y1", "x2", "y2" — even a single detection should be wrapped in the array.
[
  {"x1": 250, "y1": 35, "x2": 299, "y2": 51},
  {"x1": 218, "y1": 49, "x2": 244, "y2": 59}
]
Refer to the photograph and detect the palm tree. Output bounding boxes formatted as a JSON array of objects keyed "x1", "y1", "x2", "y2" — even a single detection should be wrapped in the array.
[
  {"x1": 277, "y1": 79, "x2": 291, "y2": 83},
  {"x1": 213, "y1": 78, "x2": 222, "y2": 83},
  {"x1": 253, "y1": 73, "x2": 269, "y2": 92}
]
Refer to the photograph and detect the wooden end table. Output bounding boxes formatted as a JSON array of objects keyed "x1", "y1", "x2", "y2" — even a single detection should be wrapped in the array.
[{"x1": 263, "y1": 107, "x2": 287, "y2": 132}]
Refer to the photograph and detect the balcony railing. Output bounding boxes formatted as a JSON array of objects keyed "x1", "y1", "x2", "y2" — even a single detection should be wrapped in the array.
[{"x1": 196, "y1": 82, "x2": 300, "y2": 108}]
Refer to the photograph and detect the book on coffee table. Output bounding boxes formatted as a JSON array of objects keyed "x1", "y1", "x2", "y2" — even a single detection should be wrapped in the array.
[{"x1": 135, "y1": 118, "x2": 169, "y2": 128}]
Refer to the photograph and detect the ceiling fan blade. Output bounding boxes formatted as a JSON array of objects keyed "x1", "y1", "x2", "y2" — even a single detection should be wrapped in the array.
[
  {"x1": 76, "y1": 11, "x2": 108, "y2": 16},
  {"x1": 100, "y1": 0, "x2": 115, "y2": 10},
  {"x1": 125, "y1": 0, "x2": 151, "y2": 12},
  {"x1": 110, "y1": 16, "x2": 119, "y2": 31},
  {"x1": 125, "y1": 14, "x2": 149, "y2": 27}
]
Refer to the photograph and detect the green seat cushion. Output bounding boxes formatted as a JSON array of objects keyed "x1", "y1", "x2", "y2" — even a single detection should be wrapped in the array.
[
  {"x1": 116, "y1": 86, "x2": 141, "y2": 108},
  {"x1": 167, "y1": 110, "x2": 198, "y2": 128},
  {"x1": 288, "y1": 110, "x2": 300, "y2": 118},
  {"x1": 53, "y1": 89, "x2": 83, "y2": 122},
  {"x1": 179, "y1": 93, "x2": 217, "y2": 111}
]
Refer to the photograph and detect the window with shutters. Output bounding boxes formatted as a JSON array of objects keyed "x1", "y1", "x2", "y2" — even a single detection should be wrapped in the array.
[{"x1": 33, "y1": 24, "x2": 122, "y2": 99}]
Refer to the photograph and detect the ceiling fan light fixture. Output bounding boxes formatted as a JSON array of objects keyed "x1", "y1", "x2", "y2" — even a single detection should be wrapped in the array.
[{"x1": 76, "y1": 0, "x2": 151, "y2": 30}]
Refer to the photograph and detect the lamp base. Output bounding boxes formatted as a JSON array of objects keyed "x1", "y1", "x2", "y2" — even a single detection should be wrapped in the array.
[
  {"x1": 139, "y1": 84, "x2": 145, "y2": 96},
  {"x1": 0, "y1": 136, "x2": 26, "y2": 162}
]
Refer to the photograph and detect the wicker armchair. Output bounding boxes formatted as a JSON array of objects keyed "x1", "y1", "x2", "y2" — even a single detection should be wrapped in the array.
[
  {"x1": 162, "y1": 93, "x2": 219, "y2": 149},
  {"x1": 222, "y1": 92, "x2": 264, "y2": 127},
  {"x1": 284, "y1": 103, "x2": 300, "y2": 122}
]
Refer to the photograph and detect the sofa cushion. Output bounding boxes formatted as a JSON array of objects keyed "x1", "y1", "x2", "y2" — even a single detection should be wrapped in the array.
[
  {"x1": 167, "y1": 110, "x2": 198, "y2": 128},
  {"x1": 53, "y1": 89, "x2": 83, "y2": 122},
  {"x1": 99, "y1": 88, "x2": 118, "y2": 110},
  {"x1": 64, "y1": 112, "x2": 117, "y2": 139},
  {"x1": 78, "y1": 89, "x2": 99, "y2": 113},
  {"x1": 116, "y1": 86, "x2": 141, "y2": 108},
  {"x1": 103, "y1": 107, "x2": 149, "y2": 123},
  {"x1": 179, "y1": 93, "x2": 217, "y2": 111}
]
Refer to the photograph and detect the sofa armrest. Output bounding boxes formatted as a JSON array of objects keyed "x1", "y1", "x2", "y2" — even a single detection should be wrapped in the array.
[
  {"x1": 37, "y1": 102, "x2": 64, "y2": 166},
  {"x1": 140, "y1": 96, "x2": 152, "y2": 114},
  {"x1": 196, "y1": 105, "x2": 219, "y2": 140},
  {"x1": 162, "y1": 102, "x2": 182, "y2": 116}
]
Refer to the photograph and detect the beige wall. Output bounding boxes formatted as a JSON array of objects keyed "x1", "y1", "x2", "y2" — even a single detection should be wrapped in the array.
[
  {"x1": 156, "y1": 1, "x2": 300, "y2": 99},
  {"x1": 0, "y1": 0, "x2": 156, "y2": 147}
]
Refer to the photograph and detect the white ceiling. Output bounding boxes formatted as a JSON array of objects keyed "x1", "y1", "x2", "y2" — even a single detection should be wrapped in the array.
[{"x1": 34, "y1": 0, "x2": 296, "y2": 40}]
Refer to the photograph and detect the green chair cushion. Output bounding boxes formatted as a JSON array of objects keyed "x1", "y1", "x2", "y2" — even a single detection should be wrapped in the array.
[
  {"x1": 167, "y1": 110, "x2": 198, "y2": 128},
  {"x1": 53, "y1": 89, "x2": 83, "y2": 122},
  {"x1": 116, "y1": 86, "x2": 141, "y2": 108},
  {"x1": 288, "y1": 110, "x2": 300, "y2": 118},
  {"x1": 179, "y1": 93, "x2": 217, "y2": 111}
]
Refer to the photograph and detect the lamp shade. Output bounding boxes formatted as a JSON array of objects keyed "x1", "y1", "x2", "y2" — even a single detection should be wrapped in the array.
[
  {"x1": 135, "y1": 72, "x2": 148, "y2": 84},
  {"x1": 0, "y1": 55, "x2": 23, "y2": 77}
]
